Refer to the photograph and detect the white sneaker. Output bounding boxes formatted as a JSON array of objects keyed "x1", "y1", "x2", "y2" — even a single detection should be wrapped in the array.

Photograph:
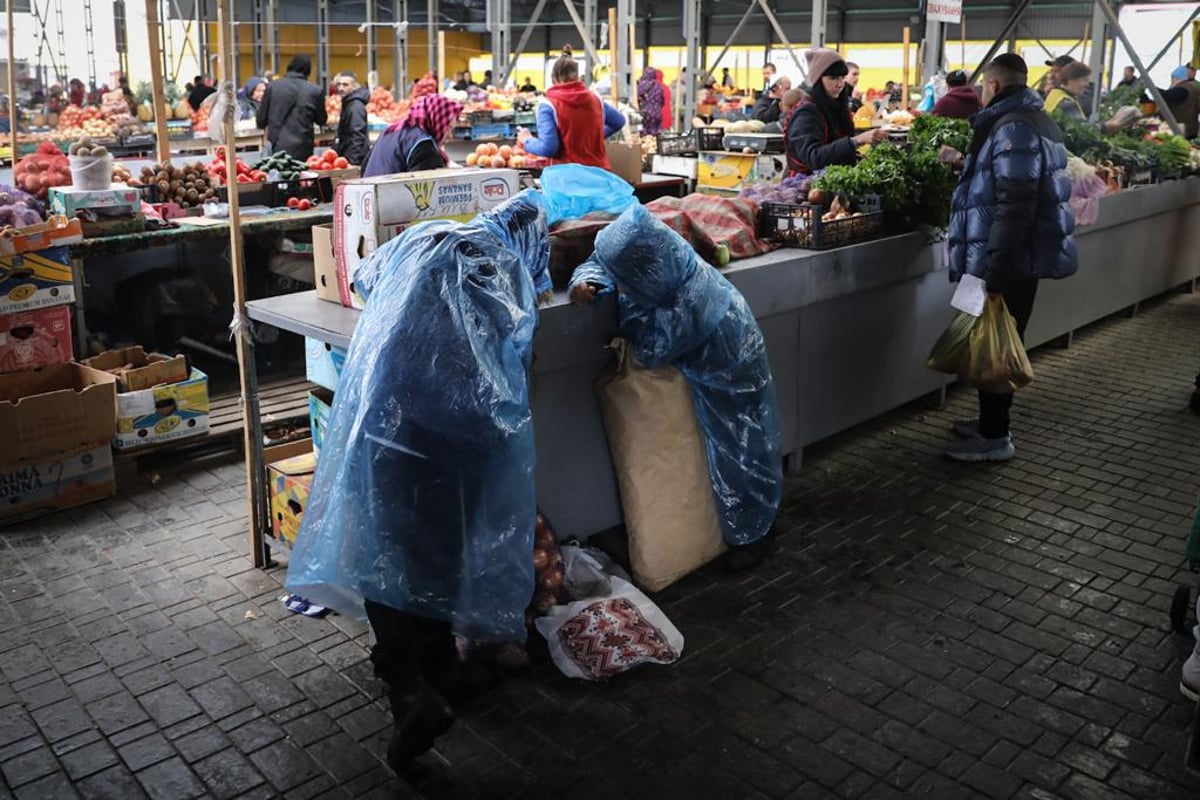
[
  {"x1": 951, "y1": 418, "x2": 979, "y2": 439},
  {"x1": 945, "y1": 434, "x2": 1015, "y2": 463}
]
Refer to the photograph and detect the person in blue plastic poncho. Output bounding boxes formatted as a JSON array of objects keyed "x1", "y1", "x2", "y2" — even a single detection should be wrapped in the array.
[
  {"x1": 285, "y1": 191, "x2": 547, "y2": 768},
  {"x1": 568, "y1": 203, "x2": 784, "y2": 571}
]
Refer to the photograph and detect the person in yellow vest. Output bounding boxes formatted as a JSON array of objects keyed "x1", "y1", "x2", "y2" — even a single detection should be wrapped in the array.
[{"x1": 1044, "y1": 62, "x2": 1134, "y2": 133}]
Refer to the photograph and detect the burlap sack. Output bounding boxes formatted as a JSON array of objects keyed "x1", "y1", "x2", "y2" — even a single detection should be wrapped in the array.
[{"x1": 595, "y1": 339, "x2": 725, "y2": 592}]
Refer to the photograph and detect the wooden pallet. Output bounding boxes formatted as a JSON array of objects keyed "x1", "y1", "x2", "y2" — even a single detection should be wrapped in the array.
[{"x1": 113, "y1": 375, "x2": 314, "y2": 478}]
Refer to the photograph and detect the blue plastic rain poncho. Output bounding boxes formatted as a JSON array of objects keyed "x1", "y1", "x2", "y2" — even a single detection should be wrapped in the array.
[
  {"x1": 285, "y1": 197, "x2": 545, "y2": 642},
  {"x1": 569, "y1": 203, "x2": 783, "y2": 545}
]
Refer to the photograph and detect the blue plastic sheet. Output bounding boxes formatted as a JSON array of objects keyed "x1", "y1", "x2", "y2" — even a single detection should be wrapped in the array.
[
  {"x1": 285, "y1": 216, "x2": 539, "y2": 642},
  {"x1": 477, "y1": 188, "x2": 552, "y2": 297},
  {"x1": 570, "y1": 204, "x2": 783, "y2": 546},
  {"x1": 540, "y1": 164, "x2": 636, "y2": 225}
]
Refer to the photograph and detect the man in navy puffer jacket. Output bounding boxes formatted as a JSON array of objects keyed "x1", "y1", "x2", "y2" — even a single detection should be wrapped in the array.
[{"x1": 945, "y1": 53, "x2": 1078, "y2": 463}]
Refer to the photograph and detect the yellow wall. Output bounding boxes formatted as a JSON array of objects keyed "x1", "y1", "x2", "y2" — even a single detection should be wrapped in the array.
[{"x1": 204, "y1": 24, "x2": 482, "y2": 90}]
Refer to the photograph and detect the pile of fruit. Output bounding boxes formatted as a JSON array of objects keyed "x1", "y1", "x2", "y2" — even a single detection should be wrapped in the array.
[
  {"x1": 305, "y1": 149, "x2": 350, "y2": 171},
  {"x1": 67, "y1": 136, "x2": 110, "y2": 157},
  {"x1": 191, "y1": 100, "x2": 211, "y2": 133},
  {"x1": 14, "y1": 142, "x2": 72, "y2": 201},
  {"x1": 112, "y1": 163, "x2": 134, "y2": 184},
  {"x1": 0, "y1": 186, "x2": 46, "y2": 227},
  {"x1": 206, "y1": 148, "x2": 268, "y2": 185},
  {"x1": 366, "y1": 86, "x2": 402, "y2": 122},
  {"x1": 57, "y1": 105, "x2": 118, "y2": 139},
  {"x1": 251, "y1": 151, "x2": 308, "y2": 181},
  {"x1": 466, "y1": 142, "x2": 538, "y2": 169},
  {"x1": 324, "y1": 94, "x2": 341, "y2": 125},
  {"x1": 284, "y1": 196, "x2": 318, "y2": 211},
  {"x1": 131, "y1": 161, "x2": 215, "y2": 208},
  {"x1": 527, "y1": 513, "x2": 566, "y2": 623},
  {"x1": 410, "y1": 73, "x2": 438, "y2": 101}
]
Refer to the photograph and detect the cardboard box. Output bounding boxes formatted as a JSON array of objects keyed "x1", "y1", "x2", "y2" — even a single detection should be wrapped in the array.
[
  {"x1": 267, "y1": 439, "x2": 316, "y2": 547},
  {"x1": 308, "y1": 388, "x2": 333, "y2": 455},
  {"x1": 84, "y1": 347, "x2": 188, "y2": 391},
  {"x1": 652, "y1": 155, "x2": 699, "y2": 180},
  {"x1": 0, "y1": 217, "x2": 84, "y2": 257},
  {"x1": 333, "y1": 168, "x2": 518, "y2": 309},
  {"x1": 0, "y1": 305, "x2": 73, "y2": 374},
  {"x1": 697, "y1": 152, "x2": 788, "y2": 190},
  {"x1": 0, "y1": 245, "x2": 75, "y2": 313},
  {"x1": 305, "y1": 337, "x2": 346, "y2": 392},
  {"x1": 0, "y1": 442, "x2": 116, "y2": 525},
  {"x1": 83, "y1": 348, "x2": 208, "y2": 450},
  {"x1": 48, "y1": 185, "x2": 142, "y2": 218},
  {"x1": 312, "y1": 224, "x2": 339, "y2": 304},
  {"x1": 606, "y1": 142, "x2": 643, "y2": 185},
  {"x1": 0, "y1": 362, "x2": 117, "y2": 462}
]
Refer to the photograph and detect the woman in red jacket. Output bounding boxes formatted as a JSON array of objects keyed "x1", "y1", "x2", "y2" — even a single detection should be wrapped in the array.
[
  {"x1": 520, "y1": 53, "x2": 625, "y2": 169},
  {"x1": 932, "y1": 70, "x2": 983, "y2": 119}
]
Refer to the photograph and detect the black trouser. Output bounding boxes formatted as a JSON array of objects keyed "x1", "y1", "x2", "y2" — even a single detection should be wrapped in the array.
[
  {"x1": 363, "y1": 600, "x2": 456, "y2": 694},
  {"x1": 978, "y1": 272, "x2": 1039, "y2": 440}
]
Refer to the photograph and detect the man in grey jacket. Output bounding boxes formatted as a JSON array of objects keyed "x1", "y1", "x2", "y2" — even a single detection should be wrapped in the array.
[{"x1": 944, "y1": 54, "x2": 1078, "y2": 463}]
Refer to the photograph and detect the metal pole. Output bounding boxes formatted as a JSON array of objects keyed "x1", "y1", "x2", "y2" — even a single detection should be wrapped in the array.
[
  {"x1": 426, "y1": 0, "x2": 437, "y2": 76},
  {"x1": 317, "y1": 0, "x2": 330, "y2": 88},
  {"x1": 968, "y1": 0, "x2": 1035, "y2": 83},
  {"x1": 923, "y1": 16, "x2": 943, "y2": 85},
  {"x1": 756, "y1": 0, "x2": 807, "y2": 81},
  {"x1": 366, "y1": 0, "x2": 378, "y2": 76},
  {"x1": 394, "y1": 0, "x2": 408, "y2": 98},
  {"x1": 584, "y1": 0, "x2": 597, "y2": 63},
  {"x1": 616, "y1": 0, "x2": 634, "y2": 101},
  {"x1": 1093, "y1": 0, "x2": 1182, "y2": 134},
  {"x1": 561, "y1": 0, "x2": 603, "y2": 73},
  {"x1": 267, "y1": 0, "x2": 279, "y2": 75},
  {"x1": 252, "y1": 0, "x2": 264, "y2": 77},
  {"x1": 1087, "y1": 1, "x2": 1105, "y2": 116},
  {"x1": 811, "y1": 0, "x2": 827, "y2": 49},
  {"x1": 682, "y1": 0, "x2": 700, "y2": 128},
  {"x1": 702, "y1": 0, "x2": 757, "y2": 83},
  {"x1": 7, "y1": 0, "x2": 18, "y2": 163},
  {"x1": 1144, "y1": 7, "x2": 1200, "y2": 75},
  {"x1": 501, "y1": 0, "x2": 548, "y2": 87}
]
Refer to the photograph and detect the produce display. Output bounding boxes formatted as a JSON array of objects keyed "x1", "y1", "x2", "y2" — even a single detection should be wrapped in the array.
[
  {"x1": 465, "y1": 142, "x2": 540, "y2": 169},
  {"x1": 57, "y1": 105, "x2": 118, "y2": 139},
  {"x1": 366, "y1": 86, "x2": 403, "y2": 122},
  {"x1": 709, "y1": 118, "x2": 766, "y2": 134},
  {"x1": 906, "y1": 115, "x2": 971, "y2": 156},
  {"x1": 206, "y1": 148, "x2": 269, "y2": 185},
  {"x1": 112, "y1": 163, "x2": 134, "y2": 184},
  {"x1": 252, "y1": 151, "x2": 309, "y2": 181},
  {"x1": 132, "y1": 161, "x2": 216, "y2": 208},
  {"x1": 14, "y1": 142, "x2": 72, "y2": 201},
  {"x1": 0, "y1": 185, "x2": 47, "y2": 227},
  {"x1": 324, "y1": 94, "x2": 341, "y2": 124},
  {"x1": 305, "y1": 149, "x2": 350, "y2": 171},
  {"x1": 67, "y1": 136, "x2": 109, "y2": 157},
  {"x1": 1052, "y1": 110, "x2": 1200, "y2": 177}
]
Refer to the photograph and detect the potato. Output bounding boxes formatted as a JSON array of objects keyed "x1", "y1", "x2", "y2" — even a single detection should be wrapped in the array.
[
  {"x1": 92, "y1": 146, "x2": 108, "y2": 156},
  {"x1": 155, "y1": 170, "x2": 168, "y2": 182}
]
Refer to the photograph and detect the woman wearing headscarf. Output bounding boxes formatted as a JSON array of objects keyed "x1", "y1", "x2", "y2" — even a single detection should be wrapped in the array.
[
  {"x1": 237, "y1": 77, "x2": 266, "y2": 121},
  {"x1": 363, "y1": 94, "x2": 465, "y2": 177},
  {"x1": 638, "y1": 67, "x2": 666, "y2": 136},
  {"x1": 785, "y1": 48, "x2": 886, "y2": 176}
]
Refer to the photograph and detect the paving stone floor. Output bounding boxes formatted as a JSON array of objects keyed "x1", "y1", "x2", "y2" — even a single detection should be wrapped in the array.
[{"x1": 4, "y1": 292, "x2": 1200, "y2": 799}]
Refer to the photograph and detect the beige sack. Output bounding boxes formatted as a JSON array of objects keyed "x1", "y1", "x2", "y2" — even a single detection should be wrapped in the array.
[{"x1": 596, "y1": 339, "x2": 725, "y2": 592}]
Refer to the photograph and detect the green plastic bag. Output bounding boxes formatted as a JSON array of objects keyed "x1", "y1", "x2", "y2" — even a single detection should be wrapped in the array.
[{"x1": 926, "y1": 310, "x2": 976, "y2": 374}]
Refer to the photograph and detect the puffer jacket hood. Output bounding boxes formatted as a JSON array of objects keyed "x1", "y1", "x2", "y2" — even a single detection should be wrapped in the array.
[{"x1": 947, "y1": 86, "x2": 1077, "y2": 284}]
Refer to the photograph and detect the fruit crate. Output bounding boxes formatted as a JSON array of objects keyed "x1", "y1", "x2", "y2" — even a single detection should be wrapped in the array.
[
  {"x1": 695, "y1": 127, "x2": 726, "y2": 151},
  {"x1": 469, "y1": 110, "x2": 494, "y2": 125},
  {"x1": 656, "y1": 130, "x2": 699, "y2": 157},
  {"x1": 469, "y1": 122, "x2": 514, "y2": 140},
  {"x1": 759, "y1": 194, "x2": 884, "y2": 250}
]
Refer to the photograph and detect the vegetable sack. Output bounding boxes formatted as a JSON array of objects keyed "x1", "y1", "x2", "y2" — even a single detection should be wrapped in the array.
[
  {"x1": 285, "y1": 216, "x2": 540, "y2": 642},
  {"x1": 569, "y1": 204, "x2": 783, "y2": 546}
]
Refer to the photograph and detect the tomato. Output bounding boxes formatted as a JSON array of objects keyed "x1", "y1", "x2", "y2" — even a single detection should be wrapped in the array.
[
  {"x1": 323, "y1": 149, "x2": 338, "y2": 164},
  {"x1": 297, "y1": 199, "x2": 311, "y2": 211},
  {"x1": 333, "y1": 157, "x2": 349, "y2": 169},
  {"x1": 286, "y1": 196, "x2": 300, "y2": 208},
  {"x1": 236, "y1": 174, "x2": 250, "y2": 183},
  {"x1": 306, "y1": 156, "x2": 320, "y2": 167}
]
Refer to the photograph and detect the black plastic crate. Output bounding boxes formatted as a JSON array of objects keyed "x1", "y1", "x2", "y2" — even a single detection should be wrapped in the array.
[
  {"x1": 270, "y1": 175, "x2": 334, "y2": 206},
  {"x1": 656, "y1": 131, "x2": 699, "y2": 157},
  {"x1": 695, "y1": 127, "x2": 726, "y2": 151},
  {"x1": 760, "y1": 194, "x2": 884, "y2": 250},
  {"x1": 469, "y1": 110, "x2": 494, "y2": 125}
]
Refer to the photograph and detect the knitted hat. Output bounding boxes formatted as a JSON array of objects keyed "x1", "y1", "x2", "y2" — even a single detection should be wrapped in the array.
[
  {"x1": 1171, "y1": 65, "x2": 1189, "y2": 81},
  {"x1": 805, "y1": 48, "x2": 848, "y2": 81}
]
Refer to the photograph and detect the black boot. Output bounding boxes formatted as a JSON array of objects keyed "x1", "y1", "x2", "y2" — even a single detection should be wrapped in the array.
[
  {"x1": 364, "y1": 602, "x2": 455, "y2": 771},
  {"x1": 413, "y1": 616, "x2": 501, "y2": 704},
  {"x1": 721, "y1": 529, "x2": 778, "y2": 573}
]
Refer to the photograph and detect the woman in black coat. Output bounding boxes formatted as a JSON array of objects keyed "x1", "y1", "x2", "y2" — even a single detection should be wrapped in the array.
[{"x1": 785, "y1": 48, "x2": 886, "y2": 175}]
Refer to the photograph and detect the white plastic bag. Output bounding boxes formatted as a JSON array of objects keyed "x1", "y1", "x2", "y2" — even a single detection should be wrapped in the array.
[{"x1": 535, "y1": 546, "x2": 684, "y2": 681}]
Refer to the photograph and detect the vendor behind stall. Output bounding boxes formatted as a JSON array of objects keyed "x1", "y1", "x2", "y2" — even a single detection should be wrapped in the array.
[
  {"x1": 363, "y1": 94, "x2": 464, "y2": 177},
  {"x1": 1162, "y1": 65, "x2": 1200, "y2": 139},
  {"x1": 785, "y1": 48, "x2": 887, "y2": 176},
  {"x1": 1045, "y1": 62, "x2": 1134, "y2": 134},
  {"x1": 517, "y1": 54, "x2": 625, "y2": 169},
  {"x1": 237, "y1": 77, "x2": 266, "y2": 121}
]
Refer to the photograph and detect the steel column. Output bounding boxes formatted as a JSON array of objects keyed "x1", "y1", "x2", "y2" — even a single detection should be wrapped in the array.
[
  {"x1": 486, "y1": 0, "x2": 510, "y2": 87},
  {"x1": 252, "y1": 0, "x2": 265, "y2": 77},
  {"x1": 501, "y1": 0, "x2": 548, "y2": 87},
  {"x1": 811, "y1": 0, "x2": 827, "y2": 49},
  {"x1": 923, "y1": 16, "x2": 943, "y2": 85},
  {"x1": 702, "y1": 0, "x2": 757, "y2": 83},
  {"x1": 1087, "y1": 1, "x2": 1106, "y2": 116},
  {"x1": 317, "y1": 0, "x2": 330, "y2": 87},
  {"x1": 395, "y1": 0, "x2": 409, "y2": 98},
  {"x1": 616, "y1": 0, "x2": 635, "y2": 100},
  {"x1": 584, "y1": 0, "x2": 597, "y2": 60},
  {"x1": 427, "y1": 0, "x2": 437, "y2": 75},
  {"x1": 756, "y1": 0, "x2": 807, "y2": 81},
  {"x1": 682, "y1": 0, "x2": 700, "y2": 128},
  {"x1": 267, "y1": 0, "x2": 279, "y2": 75},
  {"x1": 1144, "y1": 7, "x2": 1200, "y2": 75},
  {"x1": 968, "y1": 0, "x2": 1035, "y2": 83},
  {"x1": 1093, "y1": 0, "x2": 1182, "y2": 134},
  {"x1": 367, "y1": 0, "x2": 378, "y2": 76},
  {"x1": 561, "y1": 0, "x2": 603, "y2": 76}
]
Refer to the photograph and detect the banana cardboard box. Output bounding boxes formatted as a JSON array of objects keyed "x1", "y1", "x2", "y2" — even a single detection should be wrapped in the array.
[
  {"x1": 697, "y1": 153, "x2": 788, "y2": 190},
  {"x1": 83, "y1": 347, "x2": 210, "y2": 449},
  {"x1": 267, "y1": 440, "x2": 316, "y2": 547},
  {"x1": 332, "y1": 168, "x2": 518, "y2": 309},
  {"x1": 307, "y1": 388, "x2": 333, "y2": 455},
  {"x1": 305, "y1": 337, "x2": 345, "y2": 392},
  {"x1": 0, "y1": 442, "x2": 116, "y2": 526},
  {"x1": 0, "y1": 245, "x2": 74, "y2": 313}
]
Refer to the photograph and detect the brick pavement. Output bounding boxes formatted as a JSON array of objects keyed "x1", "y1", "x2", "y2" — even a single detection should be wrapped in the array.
[{"x1": 2, "y1": 291, "x2": 1200, "y2": 799}]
